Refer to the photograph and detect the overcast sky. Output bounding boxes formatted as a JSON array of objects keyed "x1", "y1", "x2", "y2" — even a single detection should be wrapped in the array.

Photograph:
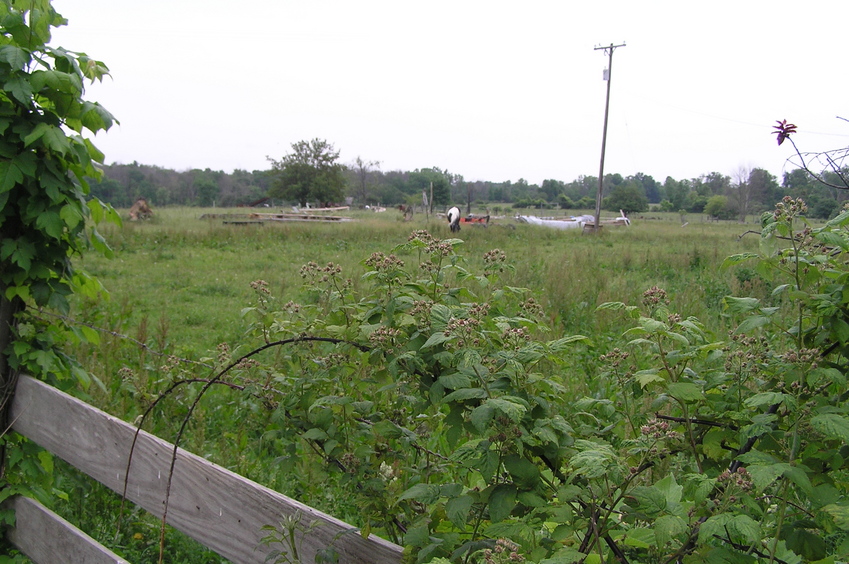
[{"x1": 49, "y1": 0, "x2": 848, "y2": 186}]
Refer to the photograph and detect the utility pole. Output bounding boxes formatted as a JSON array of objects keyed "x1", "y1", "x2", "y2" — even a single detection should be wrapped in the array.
[{"x1": 592, "y1": 42, "x2": 625, "y2": 233}]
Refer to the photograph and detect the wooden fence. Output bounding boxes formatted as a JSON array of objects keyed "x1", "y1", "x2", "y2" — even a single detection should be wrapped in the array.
[{"x1": 5, "y1": 375, "x2": 404, "y2": 563}]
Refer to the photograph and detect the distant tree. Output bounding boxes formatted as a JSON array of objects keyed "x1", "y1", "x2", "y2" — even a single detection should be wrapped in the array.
[
  {"x1": 695, "y1": 172, "x2": 731, "y2": 197},
  {"x1": 604, "y1": 183, "x2": 648, "y2": 214},
  {"x1": 687, "y1": 195, "x2": 708, "y2": 213},
  {"x1": 630, "y1": 173, "x2": 661, "y2": 203},
  {"x1": 268, "y1": 139, "x2": 347, "y2": 206},
  {"x1": 558, "y1": 194, "x2": 575, "y2": 209},
  {"x1": 658, "y1": 199, "x2": 675, "y2": 212},
  {"x1": 196, "y1": 178, "x2": 219, "y2": 207},
  {"x1": 540, "y1": 179, "x2": 565, "y2": 202},
  {"x1": 577, "y1": 196, "x2": 595, "y2": 209},
  {"x1": 409, "y1": 168, "x2": 451, "y2": 209},
  {"x1": 727, "y1": 166, "x2": 754, "y2": 222},
  {"x1": 350, "y1": 156, "x2": 380, "y2": 205},
  {"x1": 663, "y1": 176, "x2": 690, "y2": 211},
  {"x1": 704, "y1": 195, "x2": 731, "y2": 219}
]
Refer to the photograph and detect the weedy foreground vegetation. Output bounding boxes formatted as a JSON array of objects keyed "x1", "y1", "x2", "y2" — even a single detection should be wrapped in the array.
[{"x1": 33, "y1": 205, "x2": 849, "y2": 563}]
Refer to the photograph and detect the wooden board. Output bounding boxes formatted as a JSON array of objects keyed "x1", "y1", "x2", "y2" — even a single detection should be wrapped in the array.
[
  {"x1": 6, "y1": 495, "x2": 131, "y2": 564},
  {"x1": 9, "y1": 376, "x2": 403, "y2": 564}
]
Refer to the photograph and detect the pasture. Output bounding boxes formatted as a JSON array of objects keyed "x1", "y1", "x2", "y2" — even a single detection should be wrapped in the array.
[
  {"x1": 76, "y1": 207, "x2": 759, "y2": 350},
  {"x1": 57, "y1": 207, "x2": 765, "y2": 562}
]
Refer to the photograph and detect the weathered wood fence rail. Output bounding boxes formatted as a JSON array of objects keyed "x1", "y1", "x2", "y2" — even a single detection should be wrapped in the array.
[{"x1": 6, "y1": 375, "x2": 404, "y2": 563}]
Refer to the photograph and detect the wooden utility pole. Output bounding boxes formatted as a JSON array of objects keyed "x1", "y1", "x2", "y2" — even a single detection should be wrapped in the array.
[{"x1": 593, "y1": 42, "x2": 626, "y2": 233}]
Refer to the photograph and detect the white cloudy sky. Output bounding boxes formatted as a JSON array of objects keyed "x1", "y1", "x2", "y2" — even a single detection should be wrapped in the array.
[{"x1": 50, "y1": 0, "x2": 848, "y2": 185}]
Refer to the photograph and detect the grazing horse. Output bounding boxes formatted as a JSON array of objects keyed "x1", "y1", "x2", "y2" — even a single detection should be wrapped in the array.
[{"x1": 447, "y1": 206, "x2": 461, "y2": 233}]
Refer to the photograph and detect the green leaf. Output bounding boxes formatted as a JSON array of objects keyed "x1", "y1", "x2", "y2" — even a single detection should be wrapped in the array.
[
  {"x1": 0, "y1": 45, "x2": 29, "y2": 69},
  {"x1": 0, "y1": 159, "x2": 24, "y2": 192},
  {"x1": 4, "y1": 75, "x2": 33, "y2": 105},
  {"x1": 438, "y1": 372, "x2": 472, "y2": 389},
  {"x1": 747, "y1": 464, "x2": 785, "y2": 493},
  {"x1": 634, "y1": 369, "x2": 664, "y2": 388},
  {"x1": 539, "y1": 548, "x2": 587, "y2": 564},
  {"x1": 628, "y1": 486, "x2": 666, "y2": 515},
  {"x1": 547, "y1": 334, "x2": 590, "y2": 352},
  {"x1": 421, "y1": 331, "x2": 452, "y2": 350},
  {"x1": 811, "y1": 414, "x2": 849, "y2": 442},
  {"x1": 666, "y1": 382, "x2": 704, "y2": 402},
  {"x1": 734, "y1": 315, "x2": 771, "y2": 334},
  {"x1": 783, "y1": 464, "x2": 813, "y2": 496},
  {"x1": 441, "y1": 387, "x2": 487, "y2": 403},
  {"x1": 624, "y1": 527, "x2": 655, "y2": 549},
  {"x1": 470, "y1": 403, "x2": 495, "y2": 431},
  {"x1": 445, "y1": 495, "x2": 472, "y2": 529},
  {"x1": 823, "y1": 504, "x2": 849, "y2": 530},
  {"x1": 398, "y1": 483, "x2": 441, "y2": 505},
  {"x1": 655, "y1": 474, "x2": 683, "y2": 507},
  {"x1": 744, "y1": 392, "x2": 789, "y2": 409},
  {"x1": 699, "y1": 514, "x2": 760, "y2": 545},
  {"x1": 568, "y1": 440, "x2": 618, "y2": 479},
  {"x1": 23, "y1": 122, "x2": 70, "y2": 155},
  {"x1": 653, "y1": 514, "x2": 687, "y2": 546},
  {"x1": 80, "y1": 101, "x2": 115, "y2": 133},
  {"x1": 430, "y1": 303, "x2": 451, "y2": 330},
  {"x1": 487, "y1": 484, "x2": 517, "y2": 523},
  {"x1": 814, "y1": 230, "x2": 849, "y2": 251},
  {"x1": 595, "y1": 301, "x2": 628, "y2": 312},
  {"x1": 485, "y1": 397, "x2": 527, "y2": 422},
  {"x1": 503, "y1": 455, "x2": 540, "y2": 489},
  {"x1": 301, "y1": 428, "x2": 327, "y2": 441},
  {"x1": 37, "y1": 450, "x2": 53, "y2": 474},
  {"x1": 722, "y1": 296, "x2": 761, "y2": 314},
  {"x1": 783, "y1": 525, "x2": 826, "y2": 560},
  {"x1": 721, "y1": 253, "x2": 759, "y2": 268}
]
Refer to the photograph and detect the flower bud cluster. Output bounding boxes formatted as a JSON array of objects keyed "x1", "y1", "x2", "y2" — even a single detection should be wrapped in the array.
[
  {"x1": 250, "y1": 279, "x2": 270, "y2": 294},
  {"x1": 642, "y1": 286, "x2": 669, "y2": 308},
  {"x1": 444, "y1": 316, "x2": 483, "y2": 349},
  {"x1": 300, "y1": 261, "x2": 345, "y2": 285},
  {"x1": 235, "y1": 357, "x2": 260, "y2": 370},
  {"x1": 482, "y1": 538, "x2": 524, "y2": 563},
  {"x1": 501, "y1": 326, "x2": 531, "y2": 350},
  {"x1": 365, "y1": 252, "x2": 405, "y2": 272},
  {"x1": 483, "y1": 248, "x2": 508, "y2": 274},
  {"x1": 639, "y1": 418, "x2": 683, "y2": 443},
  {"x1": 407, "y1": 230, "x2": 434, "y2": 245},
  {"x1": 780, "y1": 348, "x2": 820, "y2": 368},
  {"x1": 159, "y1": 354, "x2": 181, "y2": 373},
  {"x1": 718, "y1": 467, "x2": 753, "y2": 492},
  {"x1": 217, "y1": 342, "x2": 231, "y2": 365},
  {"x1": 773, "y1": 196, "x2": 808, "y2": 221},
  {"x1": 600, "y1": 348, "x2": 630, "y2": 368},
  {"x1": 282, "y1": 300, "x2": 301, "y2": 314},
  {"x1": 369, "y1": 325, "x2": 403, "y2": 352},
  {"x1": 521, "y1": 297, "x2": 544, "y2": 319}
]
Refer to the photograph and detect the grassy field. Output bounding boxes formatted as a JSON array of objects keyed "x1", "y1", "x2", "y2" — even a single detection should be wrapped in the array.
[
  {"x1": 76, "y1": 207, "x2": 761, "y2": 352},
  {"x1": 56, "y1": 206, "x2": 767, "y2": 561}
]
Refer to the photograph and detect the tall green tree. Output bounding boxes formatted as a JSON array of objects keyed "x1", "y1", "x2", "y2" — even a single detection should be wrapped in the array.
[{"x1": 267, "y1": 139, "x2": 346, "y2": 206}]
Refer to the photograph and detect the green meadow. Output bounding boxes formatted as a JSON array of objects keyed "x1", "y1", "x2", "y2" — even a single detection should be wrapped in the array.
[
  {"x1": 76, "y1": 207, "x2": 760, "y2": 353},
  {"x1": 59, "y1": 207, "x2": 766, "y2": 561}
]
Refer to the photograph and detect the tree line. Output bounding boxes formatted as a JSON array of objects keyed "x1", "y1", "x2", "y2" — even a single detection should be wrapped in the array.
[{"x1": 89, "y1": 138, "x2": 849, "y2": 219}]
